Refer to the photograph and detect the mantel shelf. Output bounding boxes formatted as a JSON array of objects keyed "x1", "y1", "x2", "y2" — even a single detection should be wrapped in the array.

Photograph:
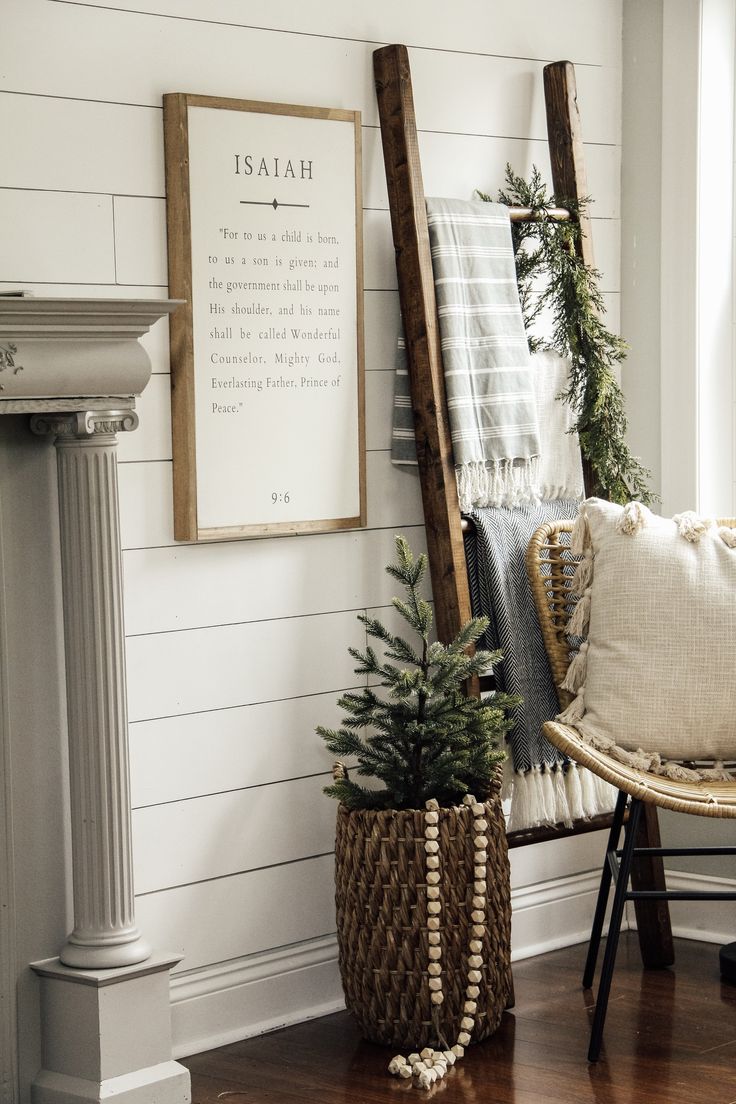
[{"x1": 0, "y1": 296, "x2": 181, "y2": 409}]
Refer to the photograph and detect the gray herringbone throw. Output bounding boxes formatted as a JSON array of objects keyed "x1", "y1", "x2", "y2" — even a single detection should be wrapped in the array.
[
  {"x1": 465, "y1": 500, "x2": 581, "y2": 779},
  {"x1": 392, "y1": 198, "x2": 541, "y2": 509},
  {"x1": 464, "y1": 499, "x2": 617, "y2": 830}
]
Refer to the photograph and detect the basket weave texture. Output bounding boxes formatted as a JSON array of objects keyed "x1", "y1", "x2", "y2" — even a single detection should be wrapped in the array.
[{"x1": 334, "y1": 774, "x2": 512, "y2": 1049}]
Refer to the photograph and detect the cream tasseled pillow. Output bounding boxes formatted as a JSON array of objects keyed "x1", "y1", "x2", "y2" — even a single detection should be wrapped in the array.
[{"x1": 557, "y1": 498, "x2": 736, "y2": 782}]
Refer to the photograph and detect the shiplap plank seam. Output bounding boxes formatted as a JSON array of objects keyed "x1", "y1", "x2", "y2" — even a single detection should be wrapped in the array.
[
  {"x1": 126, "y1": 684, "x2": 367, "y2": 725},
  {"x1": 125, "y1": 605, "x2": 390, "y2": 636},
  {"x1": 120, "y1": 522, "x2": 426, "y2": 554},
  {"x1": 134, "y1": 851, "x2": 336, "y2": 898},
  {"x1": 125, "y1": 605, "x2": 422, "y2": 647},
  {"x1": 0, "y1": 159, "x2": 618, "y2": 200},
  {"x1": 128, "y1": 697, "x2": 363, "y2": 728},
  {"x1": 44, "y1": 1, "x2": 612, "y2": 67},
  {"x1": 132, "y1": 770, "x2": 333, "y2": 811}
]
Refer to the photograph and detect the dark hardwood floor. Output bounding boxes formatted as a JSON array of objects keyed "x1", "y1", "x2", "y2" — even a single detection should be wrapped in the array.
[{"x1": 183, "y1": 935, "x2": 736, "y2": 1104}]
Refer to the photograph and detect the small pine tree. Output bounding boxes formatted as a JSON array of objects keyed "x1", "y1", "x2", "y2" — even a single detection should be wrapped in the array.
[{"x1": 317, "y1": 536, "x2": 515, "y2": 810}]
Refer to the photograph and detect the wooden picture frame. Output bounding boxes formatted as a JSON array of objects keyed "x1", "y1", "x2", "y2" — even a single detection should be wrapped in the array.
[{"x1": 163, "y1": 93, "x2": 365, "y2": 541}]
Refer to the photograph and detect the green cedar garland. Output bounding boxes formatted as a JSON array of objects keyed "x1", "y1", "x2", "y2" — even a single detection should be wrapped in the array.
[
  {"x1": 318, "y1": 536, "x2": 513, "y2": 811},
  {"x1": 477, "y1": 166, "x2": 653, "y2": 506}
]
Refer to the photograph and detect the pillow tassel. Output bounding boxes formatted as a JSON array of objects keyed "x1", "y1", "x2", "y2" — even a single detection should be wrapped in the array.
[
  {"x1": 567, "y1": 587, "x2": 592, "y2": 638},
  {"x1": 557, "y1": 688, "x2": 585, "y2": 724},
  {"x1": 659, "y1": 760, "x2": 702, "y2": 782},
  {"x1": 673, "y1": 510, "x2": 712, "y2": 543},
  {"x1": 699, "y1": 762, "x2": 734, "y2": 782},
  {"x1": 560, "y1": 641, "x2": 589, "y2": 694},
  {"x1": 580, "y1": 725, "x2": 667, "y2": 780},
  {"x1": 571, "y1": 547, "x2": 593, "y2": 594},
  {"x1": 616, "y1": 500, "x2": 650, "y2": 536},
  {"x1": 570, "y1": 508, "x2": 590, "y2": 555}
]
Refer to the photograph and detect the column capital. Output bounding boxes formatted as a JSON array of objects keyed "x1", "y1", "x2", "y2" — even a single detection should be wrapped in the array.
[{"x1": 30, "y1": 409, "x2": 140, "y2": 441}]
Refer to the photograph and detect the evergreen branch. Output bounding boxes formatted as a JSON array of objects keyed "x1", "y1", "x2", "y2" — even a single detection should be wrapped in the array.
[
  {"x1": 316, "y1": 726, "x2": 366, "y2": 758},
  {"x1": 383, "y1": 635, "x2": 423, "y2": 667},
  {"x1": 478, "y1": 164, "x2": 655, "y2": 505},
  {"x1": 358, "y1": 613, "x2": 399, "y2": 647},
  {"x1": 323, "y1": 779, "x2": 389, "y2": 809},
  {"x1": 440, "y1": 616, "x2": 490, "y2": 652},
  {"x1": 348, "y1": 644, "x2": 381, "y2": 676}
]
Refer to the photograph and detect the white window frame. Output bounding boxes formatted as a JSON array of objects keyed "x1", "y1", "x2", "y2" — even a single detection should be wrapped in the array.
[{"x1": 660, "y1": 0, "x2": 735, "y2": 515}]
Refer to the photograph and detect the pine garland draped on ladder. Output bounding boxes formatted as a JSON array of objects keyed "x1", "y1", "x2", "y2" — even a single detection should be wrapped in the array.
[{"x1": 480, "y1": 166, "x2": 654, "y2": 507}]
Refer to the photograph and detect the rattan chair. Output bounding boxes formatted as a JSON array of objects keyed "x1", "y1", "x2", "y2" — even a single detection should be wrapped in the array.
[{"x1": 526, "y1": 518, "x2": 736, "y2": 1062}]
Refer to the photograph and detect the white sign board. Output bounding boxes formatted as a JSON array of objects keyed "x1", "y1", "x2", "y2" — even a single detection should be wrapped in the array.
[{"x1": 164, "y1": 95, "x2": 365, "y2": 540}]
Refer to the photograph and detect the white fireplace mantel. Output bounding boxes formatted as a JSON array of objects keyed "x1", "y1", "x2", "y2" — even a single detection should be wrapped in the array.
[
  {"x1": 0, "y1": 296, "x2": 178, "y2": 410},
  {"x1": 0, "y1": 296, "x2": 190, "y2": 1104}
]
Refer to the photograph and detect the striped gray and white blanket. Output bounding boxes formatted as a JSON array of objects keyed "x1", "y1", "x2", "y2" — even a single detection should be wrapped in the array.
[{"x1": 392, "y1": 198, "x2": 541, "y2": 510}]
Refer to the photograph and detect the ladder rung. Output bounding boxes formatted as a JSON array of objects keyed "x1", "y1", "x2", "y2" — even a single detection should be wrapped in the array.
[{"x1": 509, "y1": 206, "x2": 571, "y2": 222}]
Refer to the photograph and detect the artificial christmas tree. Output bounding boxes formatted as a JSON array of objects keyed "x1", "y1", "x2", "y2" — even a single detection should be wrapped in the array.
[
  {"x1": 319, "y1": 535, "x2": 513, "y2": 810},
  {"x1": 318, "y1": 537, "x2": 514, "y2": 1067}
]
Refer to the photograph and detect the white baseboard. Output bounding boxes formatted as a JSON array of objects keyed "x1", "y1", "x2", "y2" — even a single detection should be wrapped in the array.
[
  {"x1": 170, "y1": 867, "x2": 736, "y2": 1060},
  {"x1": 514, "y1": 867, "x2": 736, "y2": 956},
  {"x1": 631, "y1": 869, "x2": 736, "y2": 946},
  {"x1": 510, "y1": 870, "x2": 602, "y2": 961},
  {"x1": 171, "y1": 868, "x2": 604, "y2": 1059},
  {"x1": 170, "y1": 934, "x2": 345, "y2": 1059}
]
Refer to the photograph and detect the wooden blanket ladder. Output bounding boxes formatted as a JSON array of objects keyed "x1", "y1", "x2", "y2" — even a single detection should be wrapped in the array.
[{"x1": 372, "y1": 43, "x2": 673, "y2": 967}]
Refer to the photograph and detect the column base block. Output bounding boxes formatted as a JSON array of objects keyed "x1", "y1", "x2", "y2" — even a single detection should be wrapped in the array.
[
  {"x1": 30, "y1": 953, "x2": 191, "y2": 1104},
  {"x1": 59, "y1": 933, "x2": 152, "y2": 971}
]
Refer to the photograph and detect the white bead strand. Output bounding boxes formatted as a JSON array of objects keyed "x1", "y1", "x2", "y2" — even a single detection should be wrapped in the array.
[{"x1": 386, "y1": 795, "x2": 492, "y2": 1090}]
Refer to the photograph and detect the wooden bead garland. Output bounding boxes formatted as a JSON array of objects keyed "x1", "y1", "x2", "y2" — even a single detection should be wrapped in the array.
[{"x1": 387, "y1": 794, "x2": 491, "y2": 1090}]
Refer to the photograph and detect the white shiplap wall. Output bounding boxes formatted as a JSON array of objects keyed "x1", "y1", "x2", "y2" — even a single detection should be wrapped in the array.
[{"x1": 2, "y1": 0, "x2": 622, "y2": 1069}]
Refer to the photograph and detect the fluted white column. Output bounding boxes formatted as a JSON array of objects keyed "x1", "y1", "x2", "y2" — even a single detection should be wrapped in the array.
[{"x1": 31, "y1": 409, "x2": 150, "y2": 970}]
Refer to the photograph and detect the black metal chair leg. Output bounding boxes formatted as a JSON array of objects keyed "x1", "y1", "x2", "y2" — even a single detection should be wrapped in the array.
[
  {"x1": 588, "y1": 798, "x2": 643, "y2": 1063},
  {"x1": 583, "y1": 788, "x2": 628, "y2": 989}
]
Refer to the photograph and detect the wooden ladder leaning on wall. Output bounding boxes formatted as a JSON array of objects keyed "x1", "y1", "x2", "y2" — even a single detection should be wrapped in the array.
[{"x1": 373, "y1": 43, "x2": 674, "y2": 969}]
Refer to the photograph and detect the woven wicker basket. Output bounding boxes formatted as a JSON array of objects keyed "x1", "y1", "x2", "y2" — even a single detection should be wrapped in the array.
[{"x1": 334, "y1": 770, "x2": 512, "y2": 1049}]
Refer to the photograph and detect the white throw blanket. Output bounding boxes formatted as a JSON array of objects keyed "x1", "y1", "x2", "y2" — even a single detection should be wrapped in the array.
[
  {"x1": 533, "y1": 349, "x2": 585, "y2": 501},
  {"x1": 394, "y1": 343, "x2": 584, "y2": 505}
]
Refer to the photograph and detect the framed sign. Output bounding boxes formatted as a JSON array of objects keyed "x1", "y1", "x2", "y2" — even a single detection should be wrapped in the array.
[{"x1": 163, "y1": 94, "x2": 365, "y2": 540}]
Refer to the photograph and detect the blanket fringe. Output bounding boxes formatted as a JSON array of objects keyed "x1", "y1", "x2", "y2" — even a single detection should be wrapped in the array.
[
  {"x1": 564, "y1": 762, "x2": 585, "y2": 823},
  {"x1": 456, "y1": 456, "x2": 540, "y2": 511},
  {"x1": 505, "y1": 761, "x2": 616, "y2": 832},
  {"x1": 501, "y1": 749, "x2": 515, "y2": 802}
]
